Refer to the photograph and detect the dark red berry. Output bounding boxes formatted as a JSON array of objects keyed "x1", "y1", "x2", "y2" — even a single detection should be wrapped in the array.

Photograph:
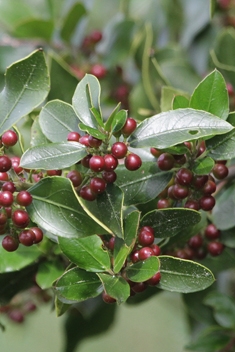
[
  {"x1": 2, "y1": 235, "x2": 19, "y2": 252},
  {"x1": 173, "y1": 184, "x2": 189, "y2": 199},
  {"x1": 8, "y1": 309, "x2": 24, "y2": 323},
  {"x1": 79, "y1": 135, "x2": 90, "y2": 147},
  {"x1": 88, "y1": 135, "x2": 102, "y2": 148},
  {"x1": 184, "y1": 142, "x2": 192, "y2": 149},
  {"x1": 184, "y1": 247, "x2": 195, "y2": 260},
  {"x1": 125, "y1": 154, "x2": 142, "y2": 171},
  {"x1": 215, "y1": 160, "x2": 227, "y2": 165},
  {"x1": 0, "y1": 212, "x2": 7, "y2": 225},
  {"x1": 121, "y1": 118, "x2": 137, "y2": 137},
  {"x1": 157, "y1": 153, "x2": 175, "y2": 171},
  {"x1": 47, "y1": 170, "x2": 62, "y2": 176},
  {"x1": 0, "y1": 191, "x2": 14, "y2": 206},
  {"x1": 205, "y1": 224, "x2": 221, "y2": 240},
  {"x1": 212, "y1": 164, "x2": 229, "y2": 180},
  {"x1": 89, "y1": 155, "x2": 105, "y2": 172},
  {"x1": 146, "y1": 272, "x2": 161, "y2": 286},
  {"x1": 195, "y1": 247, "x2": 207, "y2": 260},
  {"x1": 19, "y1": 229, "x2": 36, "y2": 246},
  {"x1": 102, "y1": 171, "x2": 117, "y2": 183},
  {"x1": 102, "y1": 291, "x2": 116, "y2": 303},
  {"x1": 199, "y1": 196, "x2": 216, "y2": 211},
  {"x1": 132, "y1": 282, "x2": 148, "y2": 293},
  {"x1": 150, "y1": 244, "x2": 161, "y2": 256},
  {"x1": 130, "y1": 250, "x2": 139, "y2": 263},
  {"x1": 79, "y1": 185, "x2": 97, "y2": 201},
  {"x1": 207, "y1": 242, "x2": 224, "y2": 256},
  {"x1": 150, "y1": 148, "x2": 162, "y2": 158},
  {"x1": 173, "y1": 154, "x2": 186, "y2": 165},
  {"x1": 121, "y1": 271, "x2": 135, "y2": 287},
  {"x1": 2, "y1": 130, "x2": 18, "y2": 147},
  {"x1": 16, "y1": 191, "x2": 33, "y2": 207},
  {"x1": 184, "y1": 200, "x2": 200, "y2": 211},
  {"x1": 176, "y1": 168, "x2": 193, "y2": 186},
  {"x1": 139, "y1": 247, "x2": 154, "y2": 260},
  {"x1": 176, "y1": 249, "x2": 190, "y2": 259},
  {"x1": 66, "y1": 170, "x2": 83, "y2": 187},
  {"x1": 2, "y1": 181, "x2": 16, "y2": 193},
  {"x1": 67, "y1": 132, "x2": 80, "y2": 142},
  {"x1": 138, "y1": 230, "x2": 154, "y2": 246},
  {"x1": 197, "y1": 141, "x2": 206, "y2": 156},
  {"x1": 193, "y1": 175, "x2": 209, "y2": 189},
  {"x1": 139, "y1": 226, "x2": 154, "y2": 235},
  {"x1": 81, "y1": 154, "x2": 92, "y2": 168},
  {"x1": 157, "y1": 198, "x2": 171, "y2": 209},
  {"x1": 30, "y1": 227, "x2": 43, "y2": 244},
  {"x1": 111, "y1": 142, "x2": 128, "y2": 159},
  {"x1": 0, "y1": 172, "x2": 8, "y2": 181},
  {"x1": 188, "y1": 234, "x2": 203, "y2": 249},
  {"x1": 168, "y1": 185, "x2": 178, "y2": 200},
  {"x1": 104, "y1": 154, "x2": 118, "y2": 171},
  {"x1": 12, "y1": 209, "x2": 30, "y2": 228},
  {"x1": 5, "y1": 206, "x2": 12, "y2": 218},
  {"x1": 203, "y1": 180, "x2": 216, "y2": 195},
  {"x1": 11, "y1": 157, "x2": 23, "y2": 174},
  {"x1": 90, "y1": 177, "x2": 107, "y2": 194},
  {"x1": 90, "y1": 64, "x2": 107, "y2": 79},
  {"x1": 0, "y1": 156, "x2": 12, "y2": 172},
  {"x1": 109, "y1": 237, "x2": 115, "y2": 251}
]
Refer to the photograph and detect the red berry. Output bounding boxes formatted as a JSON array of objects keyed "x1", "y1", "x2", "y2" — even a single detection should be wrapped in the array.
[
  {"x1": 79, "y1": 185, "x2": 97, "y2": 201},
  {"x1": 205, "y1": 224, "x2": 221, "y2": 240},
  {"x1": 89, "y1": 155, "x2": 105, "y2": 172},
  {"x1": 2, "y1": 235, "x2": 19, "y2": 252},
  {"x1": 188, "y1": 234, "x2": 203, "y2": 249},
  {"x1": 47, "y1": 170, "x2": 62, "y2": 176},
  {"x1": 0, "y1": 172, "x2": 8, "y2": 181},
  {"x1": 30, "y1": 227, "x2": 43, "y2": 244},
  {"x1": 168, "y1": 185, "x2": 178, "y2": 200},
  {"x1": 0, "y1": 156, "x2": 12, "y2": 172},
  {"x1": 227, "y1": 83, "x2": 234, "y2": 96},
  {"x1": 109, "y1": 237, "x2": 115, "y2": 251},
  {"x1": 207, "y1": 242, "x2": 224, "y2": 256},
  {"x1": 79, "y1": 135, "x2": 90, "y2": 147},
  {"x1": 212, "y1": 164, "x2": 229, "y2": 180},
  {"x1": 88, "y1": 135, "x2": 102, "y2": 148},
  {"x1": 2, "y1": 181, "x2": 16, "y2": 193},
  {"x1": 11, "y1": 157, "x2": 23, "y2": 174},
  {"x1": 8, "y1": 309, "x2": 24, "y2": 323},
  {"x1": 157, "y1": 198, "x2": 171, "y2": 209},
  {"x1": 176, "y1": 168, "x2": 193, "y2": 186},
  {"x1": 193, "y1": 175, "x2": 209, "y2": 189},
  {"x1": 104, "y1": 154, "x2": 118, "y2": 171},
  {"x1": 12, "y1": 209, "x2": 30, "y2": 228},
  {"x1": 157, "y1": 153, "x2": 175, "y2": 171},
  {"x1": 81, "y1": 154, "x2": 92, "y2": 168},
  {"x1": 150, "y1": 244, "x2": 161, "y2": 256},
  {"x1": 102, "y1": 291, "x2": 116, "y2": 303},
  {"x1": 195, "y1": 247, "x2": 207, "y2": 260},
  {"x1": 199, "y1": 196, "x2": 216, "y2": 211},
  {"x1": 139, "y1": 226, "x2": 154, "y2": 235},
  {"x1": 66, "y1": 170, "x2": 83, "y2": 187},
  {"x1": 197, "y1": 141, "x2": 206, "y2": 156},
  {"x1": 90, "y1": 30, "x2": 102, "y2": 43},
  {"x1": 5, "y1": 206, "x2": 12, "y2": 218},
  {"x1": 130, "y1": 250, "x2": 139, "y2": 263},
  {"x1": 138, "y1": 230, "x2": 154, "y2": 246},
  {"x1": 203, "y1": 180, "x2": 216, "y2": 195},
  {"x1": 146, "y1": 272, "x2": 161, "y2": 286},
  {"x1": 90, "y1": 177, "x2": 107, "y2": 194},
  {"x1": 19, "y1": 229, "x2": 36, "y2": 246},
  {"x1": 176, "y1": 249, "x2": 190, "y2": 259},
  {"x1": 139, "y1": 247, "x2": 154, "y2": 260},
  {"x1": 125, "y1": 154, "x2": 142, "y2": 171},
  {"x1": 0, "y1": 212, "x2": 7, "y2": 225},
  {"x1": 111, "y1": 142, "x2": 128, "y2": 159},
  {"x1": 150, "y1": 148, "x2": 162, "y2": 158},
  {"x1": 0, "y1": 191, "x2": 14, "y2": 206},
  {"x1": 184, "y1": 200, "x2": 200, "y2": 211},
  {"x1": 102, "y1": 171, "x2": 117, "y2": 183},
  {"x1": 90, "y1": 64, "x2": 107, "y2": 79},
  {"x1": 132, "y1": 282, "x2": 148, "y2": 293},
  {"x1": 172, "y1": 184, "x2": 189, "y2": 199},
  {"x1": 173, "y1": 154, "x2": 186, "y2": 165},
  {"x1": 67, "y1": 132, "x2": 80, "y2": 142},
  {"x1": 16, "y1": 191, "x2": 33, "y2": 207},
  {"x1": 121, "y1": 118, "x2": 137, "y2": 137},
  {"x1": 2, "y1": 130, "x2": 18, "y2": 147}
]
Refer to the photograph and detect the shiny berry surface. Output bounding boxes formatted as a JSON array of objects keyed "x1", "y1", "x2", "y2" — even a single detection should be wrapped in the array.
[
  {"x1": 16, "y1": 191, "x2": 33, "y2": 207},
  {"x1": 104, "y1": 154, "x2": 118, "y2": 171},
  {"x1": 12, "y1": 209, "x2": 30, "y2": 228},
  {"x1": 2, "y1": 130, "x2": 18, "y2": 147},
  {"x1": 66, "y1": 170, "x2": 83, "y2": 187},
  {"x1": 121, "y1": 118, "x2": 137, "y2": 137},
  {"x1": 138, "y1": 230, "x2": 154, "y2": 246},
  {"x1": 102, "y1": 291, "x2": 116, "y2": 303},
  {"x1": 79, "y1": 135, "x2": 90, "y2": 147},
  {"x1": 176, "y1": 168, "x2": 193, "y2": 186},
  {"x1": 88, "y1": 135, "x2": 102, "y2": 148},
  {"x1": 150, "y1": 244, "x2": 161, "y2": 256},
  {"x1": 157, "y1": 153, "x2": 175, "y2": 171},
  {"x1": 139, "y1": 247, "x2": 154, "y2": 260},
  {"x1": 90, "y1": 177, "x2": 107, "y2": 194},
  {"x1": 2, "y1": 235, "x2": 19, "y2": 252},
  {"x1": 30, "y1": 227, "x2": 43, "y2": 243},
  {"x1": 188, "y1": 234, "x2": 203, "y2": 249},
  {"x1": 0, "y1": 156, "x2": 12, "y2": 172},
  {"x1": 111, "y1": 142, "x2": 128, "y2": 159},
  {"x1": 207, "y1": 242, "x2": 224, "y2": 256},
  {"x1": 79, "y1": 185, "x2": 97, "y2": 201},
  {"x1": 89, "y1": 155, "x2": 105, "y2": 172},
  {"x1": 184, "y1": 200, "x2": 200, "y2": 211},
  {"x1": 19, "y1": 229, "x2": 36, "y2": 246},
  {"x1": 2, "y1": 181, "x2": 16, "y2": 193},
  {"x1": 0, "y1": 172, "x2": 8, "y2": 181},
  {"x1": 47, "y1": 170, "x2": 62, "y2": 176},
  {"x1": 199, "y1": 196, "x2": 216, "y2": 211},
  {"x1": 212, "y1": 164, "x2": 229, "y2": 180},
  {"x1": 0, "y1": 191, "x2": 14, "y2": 206},
  {"x1": 67, "y1": 132, "x2": 80, "y2": 142},
  {"x1": 146, "y1": 272, "x2": 161, "y2": 286},
  {"x1": 205, "y1": 224, "x2": 221, "y2": 240},
  {"x1": 102, "y1": 171, "x2": 117, "y2": 183}
]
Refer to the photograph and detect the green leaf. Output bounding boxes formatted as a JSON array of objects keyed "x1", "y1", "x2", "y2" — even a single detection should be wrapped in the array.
[
  {"x1": 186, "y1": 327, "x2": 231, "y2": 351},
  {"x1": 13, "y1": 19, "x2": 54, "y2": 41},
  {"x1": 104, "y1": 103, "x2": 121, "y2": 132},
  {"x1": 27, "y1": 177, "x2": 105, "y2": 238},
  {"x1": 60, "y1": 2, "x2": 86, "y2": 42},
  {"x1": 55, "y1": 267, "x2": 103, "y2": 303},
  {"x1": 220, "y1": 228, "x2": 235, "y2": 248},
  {"x1": 172, "y1": 95, "x2": 189, "y2": 109},
  {"x1": 77, "y1": 184, "x2": 124, "y2": 238},
  {"x1": 59, "y1": 235, "x2": 111, "y2": 272},
  {"x1": 140, "y1": 208, "x2": 201, "y2": 238},
  {"x1": 204, "y1": 292, "x2": 235, "y2": 329},
  {"x1": 72, "y1": 74, "x2": 102, "y2": 128},
  {"x1": 111, "y1": 110, "x2": 127, "y2": 134},
  {"x1": 36, "y1": 259, "x2": 65, "y2": 290},
  {"x1": 212, "y1": 183, "x2": 235, "y2": 230},
  {"x1": 115, "y1": 162, "x2": 173, "y2": 206},
  {"x1": 113, "y1": 237, "x2": 130, "y2": 274},
  {"x1": 125, "y1": 256, "x2": 160, "y2": 282},
  {"x1": 160, "y1": 86, "x2": 190, "y2": 112},
  {"x1": 39, "y1": 100, "x2": 81, "y2": 143},
  {"x1": 31, "y1": 116, "x2": 50, "y2": 147},
  {"x1": 90, "y1": 107, "x2": 104, "y2": 128},
  {"x1": 79, "y1": 123, "x2": 107, "y2": 140},
  {"x1": 20, "y1": 142, "x2": 87, "y2": 170},
  {"x1": 0, "y1": 50, "x2": 50, "y2": 136},
  {"x1": 0, "y1": 238, "x2": 40, "y2": 273},
  {"x1": 206, "y1": 129, "x2": 235, "y2": 160},
  {"x1": 158, "y1": 256, "x2": 215, "y2": 293},
  {"x1": 210, "y1": 0, "x2": 216, "y2": 19},
  {"x1": 97, "y1": 273, "x2": 130, "y2": 304},
  {"x1": 190, "y1": 70, "x2": 229, "y2": 120},
  {"x1": 128, "y1": 108, "x2": 233, "y2": 149},
  {"x1": 192, "y1": 157, "x2": 215, "y2": 175},
  {"x1": 55, "y1": 295, "x2": 70, "y2": 317}
]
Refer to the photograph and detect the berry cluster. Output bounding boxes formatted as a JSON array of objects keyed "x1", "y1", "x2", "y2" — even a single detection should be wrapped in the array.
[
  {"x1": 66, "y1": 118, "x2": 141, "y2": 201},
  {"x1": 100, "y1": 225, "x2": 161, "y2": 303},
  {"x1": 165, "y1": 223, "x2": 224, "y2": 260},
  {"x1": 152, "y1": 142, "x2": 229, "y2": 212}
]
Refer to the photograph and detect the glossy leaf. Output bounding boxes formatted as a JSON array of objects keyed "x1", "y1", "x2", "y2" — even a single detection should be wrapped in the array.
[
  {"x1": 113, "y1": 237, "x2": 130, "y2": 274},
  {"x1": 0, "y1": 50, "x2": 50, "y2": 135},
  {"x1": 55, "y1": 267, "x2": 103, "y2": 303},
  {"x1": 192, "y1": 157, "x2": 215, "y2": 175},
  {"x1": 39, "y1": 100, "x2": 81, "y2": 143},
  {"x1": 160, "y1": 86, "x2": 190, "y2": 112},
  {"x1": 0, "y1": 238, "x2": 40, "y2": 273},
  {"x1": 60, "y1": 2, "x2": 86, "y2": 42},
  {"x1": 31, "y1": 116, "x2": 50, "y2": 147},
  {"x1": 158, "y1": 256, "x2": 215, "y2": 293},
  {"x1": 104, "y1": 103, "x2": 121, "y2": 132},
  {"x1": 206, "y1": 129, "x2": 235, "y2": 160},
  {"x1": 59, "y1": 235, "x2": 111, "y2": 272},
  {"x1": 128, "y1": 108, "x2": 233, "y2": 149},
  {"x1": 186, "y1": 327, "x2": 231, "y2": 351},
  {"x1": 36, "y1": 259, "x2": 65, "y2": 290},
  {"x1": 97, "y1": 273, "x2": 130, "y2": 304},
  {"x1": 13, "y1": 19, "x2": 54, "y2": 41},
  {"x1": 90, "y1": 107, "x2": 104, "y2": 127},
  {"x1": 140, "y1": 208, "x2": 201, "y2": 238},
  {"x1": 79, "y1": 123, "x2": 107, "y2": 140},
  {"x1": 212, "y1": 183, "x2": 235, "y2": 230},
  {"x1": 27, "y1": 177, "x2": 105, "y2": 238},
  {"x1": 125, "y1": 256, "x2": 160, "y2": 282},
  {"x1": 55, "y1": 295, "x2": 70, "y2": 317},
  {"x1": 20, "y1": 142, "x2": 87, "y2": 170},
  {"x1": 190, "y1": 70, "x2": 229, "y2": 120},
  {"x1": 77, "y1": 183, "x2": 124, "y2": 238},
  {"x1": 172, "y1": 95, "x2": 189, "y2": 109},
  {"x1": 72, "y1": 74, "x2": 102, "y2": 128},
  {"x1": 111, "y1": 110, "x2": 127, "y2": 133},
  {"x1": 115, "y1": 162, "x2": 173, "y2": 206}
]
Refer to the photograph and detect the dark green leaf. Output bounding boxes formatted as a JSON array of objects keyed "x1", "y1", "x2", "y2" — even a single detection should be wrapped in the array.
[
  {"x1": 186, "y1": 327, "x2": 231, "y2": 351},
  {"x1": 31, "y1": 117, "x2": 50, "y2": 147},
  {"x1": 90, "y1": 107, "x2": 104, "y2": 128},
  {"x1": 212, "y1": 183, "x2": 235, "y2": 230},
  {"x1": 60, "y1": 2, "x2": 86, "y2": 42},
  {"x1": 128, "y1": 108, "x2": 233, "y2": 149},
  {"x1": 172, "y1": 95, "x2": 189, "y2": 109},
  {"x1": 221, "y1": 228, "x2": 235, "y2": 248},
  {"x1": 72, "y1": 74, "x2": 102, "y2": 128},
  {"x1": 97, "y1": 273, "x2": 130, "y2": 304},
  {"x1": 55, "y1": 267, "x2": 103, "y2": 303},
  {"x1": 20, "y1": 142, "x2": 87, "y2": 170},
  {"x1": 204, "y1": 292, "x2": 235, "y2": 329},
  {"x1": 13, "y1": 19, "x2": 54, "y2": 41},
  {"x1": 113, "y1": 237, "x2": 130, "y2": 274},
  {"x1": 140, "y1": 208, "x2": 201, "y2": 238},
  {"x1": 125, "y1": 256, "x2": 160, "y2": 282},
  {"x1": 104, "y1": 103, "x2": 121, "y2": 132},
  {"x1": 115, "y1": 162, "x2": 173, "y2": 206},
  {"x1": 79, "y1": 123, "x2": 107, "y2": 140},
  {"x1": 192, "y1": 157, "x2": 215, "y2": 175},
  {"x1": 0, "y1": 238, "x2": 40, "y2": 273},
  {"x1": 55, "y1": 295, "x2": 70, "y2": 317},
  {"x1": 190, "y1": 70, "x2": 229, "y2": 120},
  {"x1": 77, "y1": 184, "x2": 124, "y2": 238},
  {"x1": 111, "y1": 110, "x2": 127, "y2": 133},
  {"x1": 158, "y1": 256, "x2": 215, "y2": 293},
  {"x1": 27, "y1": 177, "x2": 105, "y2": 238},
  {"x1": 59, "y1": 235, "x2": 111, "y2": 272},
  {"x1": 36, "y1": 259, "x2": 65, "y2": 289},
  {"x1": 39, "y1": 100, "x2": 81, "y2": 143},
  {"x1": 0, "y1": 50, "x2": 50, "y2": 135},
  {"x1": 206, "y1": 129, "x2": 235, "y2": 160}
]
